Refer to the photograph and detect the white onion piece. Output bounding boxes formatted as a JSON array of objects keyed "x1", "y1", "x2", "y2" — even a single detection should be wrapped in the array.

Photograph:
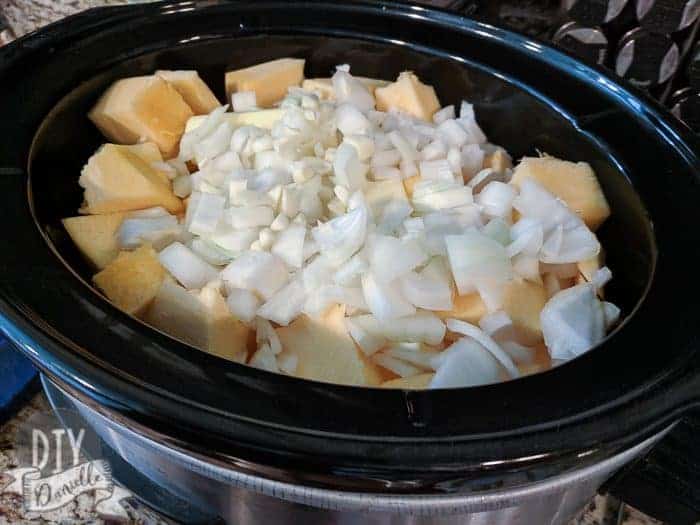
[
  {"x1": 312, "y1": 197, "x2": 368, "y2": 266},
  {"x1": 256, "y1": 317, "x2": 282, "y2": 355},
  {"x1": 412, "y1": 181, "x2": 473, "y2": 212},
  {"x1": 507, "y1": 219, "x2": 544, "y2": 258},
  {"x1": 334, "y1": 143, "x2": 368, "y2": 191},
  {"x1": 186, "y1": 191, "x2": 226, "y2": 235},
  {"x1": 500, "y1": 341, "x2": 536, "y2": 364},
  {"x1": 373, "y1": 353, "x2": 423, "y2": 378},
  {"x1": 333, "y1": 253, "x2": 369, "y2": 287},
  {"x1": 429, "y1": 337, "x2": 503, "y2": 388},
  {"x1": 384, "y1": 343, "x2": 436, "y2": 370},
  {"x1": 461, "y1": 144, "x2": 486, "y2": 181},
  {"x1": 603, "y1": 301, "x2": 620, "y2": 328},
  {"x1": 190, "y1": 239, "x2": 234, "y2": 266},
  {"x1": 433, "y1": 105, "x2": 455, "y2": 124},
  {"x1": 228, "y1": 206, "x2": 274, "y2": 229},
  {"x1": 419, "y1": 159, "x2": 454, "y2": 181},
  {"x1": 361, "y1": 272, "x2": 416, "y2": 321},
  {"x1": 249, "y1": 344, "x2": 279, "y2": 372},
  {"x1": 512, "y1": 254, "x2": 542, "y2": 282},
  {"x1": 541, "y1": 224, "x2": 600, "y2": 264},
  {"x1": 483, "y1": 218, "x2": 511, "y2": 246},
  {"x1": 159, "y1": 242, "x2": 219, "y2": 290},
  {"x1": 271, "y1": 223, "x2": 306, "y2": 268},
  {"x1": 346, "y1": 315, "x2": 387, "y2": 355},
  {"x1": 226, "y1": 288, "x2": 261, "y2": 323},
  {"x1": 540, "y1": 283, "x2": 606, "y2": 360},
  {"x1": 332, "y1": 69, "x2": 375, "y2": 112},
  {"x1": 437, "y1": 119, "x2": 469, "y2": 148},
  {"x1": 373, "y1": 312, "x2": 446, "y2": 344},
  {"x1": 368, "y1": 235, "x2": 428, "y2": 282},
  {"x1": 388, "y1": 131, "x2": 418, "y2": 163},
  {"x1": 221, "y1": 251, "x2": 288, "y2": 300},
  {"x1": 541, "y1": 224, "x2": 563, "y2": 258},
  {"x1": 592, "y1": 266, "x2": 613, "y2": 290},
  {"x1": 445, "y1": 232, "x2": 512, "y2": 295},
  {"x1": 232, "y1": 91, "x2": 257, "y2": 112},
  {"x1": 173, "y1": 175, "x2": 193, "y2": 198},
  {"x1": 458, "y1": 101, "x2": 487, "y2": 144},
  {"x1": 400, "y1": 271, "x2": 453, "y2": 311},
  {"x1": 371, "y1": 149, "x2": 401, "y2": 167},
  {"x1": 336, "y1": 103, "x2": 372, "y2": 135},
  {"x1": 372, "y1": 166, "x2": 402, "y2": 180},
  {"x1": 421, "y1": 139, "x2": 447, "y2": 161},
  {"x1": 303, "y1": 285, "x2": 366, "y2": 317},
  {"x1": 194, "y1": 122, "x2": 233, "y2": 166},
  {"x1": 128, "y1": 205, "x2": 170, "y2": 218},
  {"x1": 257, "y1": 280, "x2": 306, "y2": 326},
  {"x1": 270, "y1": 213, "x2": 290, "y2": 232},
  {"x1": 118, "y1": 215, "x2": 180, "y2": 250},
  {"x1": 478, "y1": 311, "x2": 512, "y2": 337},
  {"x1": 208, "y1": 228, "x2": 258, "y2": 254},
  {"x1": 343, "y1": 134, "x2": 375, "y2": 161},
  {"x1": 476, "y1": 181, "x2": 516, "y2": 218},
  {"x1": 445, "y1": 318, "x2": 520, "y2": 378},
  {"x1": 179, "y1": 104, "x2": 228, "y2": 162}
]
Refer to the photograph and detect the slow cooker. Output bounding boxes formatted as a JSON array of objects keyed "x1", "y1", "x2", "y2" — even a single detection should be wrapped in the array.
[{"x1": 0, "y1": 1, "x2": 699, "y2": 523}]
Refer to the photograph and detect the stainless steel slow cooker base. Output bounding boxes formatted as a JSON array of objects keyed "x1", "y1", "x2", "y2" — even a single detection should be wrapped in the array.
[{"x1": 42, "y1": 376, "x2": 670, "y2": 525}]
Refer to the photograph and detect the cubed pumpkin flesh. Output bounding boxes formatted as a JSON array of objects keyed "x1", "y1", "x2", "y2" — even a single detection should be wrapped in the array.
[
  {"x1": 88, "y1": 75, "x2": 194, "y2": 158},
  {"x1": 93, "y1": 244, "x2": 165, "y2": 316},
  {"x1": 375, "y1": 71, "x2": 440, "y2": 121},
  {"x1": 79, "y1": 143, "x2": 183, "y2": 214},
  {"x1": 517, "y1": 343, "x2": 552, "y2": 376},
  {"x1": 436, "y1": 292, "x2": 487, "y2": 325},
  {"x1": 62, "y1": 212, "x2": 126, "y2": 269},
  {"x1": 302, "y1": 76, "x2": 389, "y2": 100},
  {"x1": 502, "y1": 279, "x2": 547, "y2": 344},
  {"x1": 145, "y1": 281, "x2": 249, "y2": 363},
  {"x1": 155, "y1": 70, "x2": 220, "y2": 115},
  {"x1": 225, "y1": 58, "x2": 305, "y2": 108},
  {"x1": 381, "y1": 373, "x2": 435, "y2": 389},
  {"x1": 483, "y1": 149, "x2": 512, "y2": 173},
  {"x1": 276, "y1": 304, "x2": 384, "y2": 386},
  {"x1": 511, "y1": 156, "x2": 611, "y2": 231}
]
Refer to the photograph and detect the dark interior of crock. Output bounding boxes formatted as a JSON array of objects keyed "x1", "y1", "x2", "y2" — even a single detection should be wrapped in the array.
[{"x1": 28, "y1": 34, "x2": 655, "y2": 360}]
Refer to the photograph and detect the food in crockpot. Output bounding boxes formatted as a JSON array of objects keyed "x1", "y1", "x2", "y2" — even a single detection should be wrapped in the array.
[{"x1": 63, "y1": 58, "x2": 621, "y2": 389}]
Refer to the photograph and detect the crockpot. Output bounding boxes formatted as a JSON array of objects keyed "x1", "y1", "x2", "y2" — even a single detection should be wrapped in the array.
[{"x1": 0, "y1": 1, "x2": 699, "y2": 523}]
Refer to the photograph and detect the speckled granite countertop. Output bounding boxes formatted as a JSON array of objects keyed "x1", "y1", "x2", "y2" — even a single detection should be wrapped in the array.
[{"x1": 0, "y1": 1, "x2": 665, "y2": 524}]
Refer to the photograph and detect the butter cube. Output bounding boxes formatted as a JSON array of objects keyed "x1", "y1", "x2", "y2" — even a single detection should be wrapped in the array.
[
  {"x1": 88, "y1": 75, "x2": 194, "y2": 158},
  {"x1": 502, "y1": 279, "x2": 547, "y2": 344},
  {"x1": 302, "y1": 76, "x2": 389, "y2": 100},
  {"x1": 225, "y1": 58, "x2": 305, "y2": 108},
  {"x1": 63, "y1": 212, "x2": 126, "y2": 269},
  {"x1": 375, "y1": 71, "x2": 440, "y2": 121},
  {"x1": 276, "y1": 304, "x2": 383, "y2": 386},
  {"x1": 145, "y1": 281, "x2": 249, "y2": 363},
  {"x1": 511, "y1": 156, "x2": 611, "y2": 231},
  {"x1": 156, "y1": 70, "x2": 220, "y2": 115},
  {"x1": 381, "y1": 373, "x2": 434, "y2": 389},
  {"x1": 93, "y1": 244, "x2": 165, "y2": 316},
  {"x1": 79, "y1": 143, "x2": 183, "y2": 214}
]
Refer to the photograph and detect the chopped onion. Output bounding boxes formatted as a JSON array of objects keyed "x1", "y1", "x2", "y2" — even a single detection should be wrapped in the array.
[
  {"x1": 445, "y1": 232, "x2": 512, "y2": 295},
  {"x1": 271, "y1": 223, "x2": 306, "y2": 268},
  {"x1": 421, "y1": 139, "x2": 447, "y2": 161},
  {"x1": 228, "y1": 205, "x2": 274, "y2": 229},
  {"x1": 540, "y1": 283, "x2": 606, "y2": 360},
  {"x1": 257, "y1": 279, "x2": 306, "y2": 326},
  {"x1": 333, "y1": 253, "x2": 369, "y2": 287},
  {"x1": 368, "y1": 234, "x2": 428, "y2": 282},
  {"x1": 336, "y1": 103, "x2": 372, "y2": 136},
  {"x1": 400, "y1": 271, "x2": 453, "y2": 311},
  {"x1": 278, "y1": 353, "x2": 299, "y2": 375},
  {"x1": 249, "y1": 343, "x2": 279, "y2": 372},
  {"x1": 437, "y1": 119, "x2": 469, "y2": 148},
  {"x1": 373, "y1": 353, "x2": 423, "y2": 378},
  {"x1": 476, "y1": 181, "x2": 516, "y2": 218},
  {"x1": 419, "y1": 159, "x2": 454, "y2": 181},
  {"x1": 312, "y1": 197, "x2": 368, "y2": 266},
  {"x1": 226, "y1": 288, "x2": 261, "y2": 322},
  {"x1": 371, "y1": 149, "x2": 401, "y2": 167},
  {"x1": 361, "y1": 272, "x2": 416, "y2": 321},
  {"x1": 332, "y1": 69, "x2": 375, "y2": 112},
  {"x1": 384, "y1": 342, "x2": 436, "y2": 370},
  {"x1": 433, "y1": 105, "x2": 455, "y2": 125},
  {"x1": 221, "y1": 251, "x2": 288, "y2": 300},
  {"x1": 429, "y1": 337, "x2": 503, "y2": 388},
  {"x1": 232, "y1": 91, "x2": 257, "y2": 112},
  {"x1": 333, "y1": 143, "x2": 368, "y2": 191},
  {"x1": 118, "y1": 215, "x2": 180, "y2": 250},
  {"x1": 343, "y1": 134, "x2": 375, "y2": 161},
  {"x1": 445, "y1": 318, "x2": 519, "y2": 378},
  {"x1": 388, "y1": 131, "x2": 418, "y2": 163},
  {"x1": 346, "y1": 315, "x2": 387, "y2": 355},
  {"x1": 159, "y1": 242, "x2": 219, "y2": 290},
  {"x1": 186, "y1": 191, "x2": 226, "y2": 235},
  {"x1": 373, "y1": 311, "x2": 446, "y2": 344}
]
